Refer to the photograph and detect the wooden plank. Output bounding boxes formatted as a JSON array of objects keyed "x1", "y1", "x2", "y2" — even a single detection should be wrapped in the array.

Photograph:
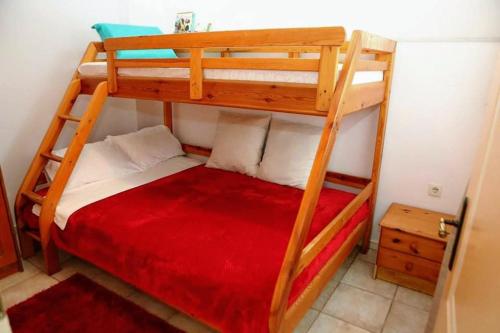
[
  {"x1": 93, "y1": 42, "x2": 105, "y2": 52},
  {"x1": 283, "y1": 221, "x2": 367, "y2": 333},
  {"x1": 269, "y1": 31, "x2": 363, "y2": 333},
  {"x1": 115, "y1": 58, "x2": 190, "y2": 68},
  {"x1": 324, "y1": 171, "x2": 370, "y2": 189},
  {"x1": 106, "y1": 51, "x2": 118, "y2": 93},
  {"x1": 360, "y1": 31, "x2": 397, "y2": 54},
  {"x1": 104, "y1": 27, "x2": 346, "y2": 50},
  {"x1": 344, "y1": 81, "x2": 385, "y2": 115},
  {"x1": 202, "y1": 58, "x2": 319, "y2": 71},
  {"x1": 362, "y1": 51, "x2": 396, "y2": 252},
  {"x1": 163, "y1": 102, "x2": 173, "y2": 130},
  {"x1": 21, "y1": 191, "x2": 44, "y2": 205},
  {"x1": 296, "y1": 182, "x2": 373, "y2": 275},
  {"x1": 175, "y1": 46, "x2": 322, "y2": 54},
  {"x1": 58, "y1": 114, "x2": 81, "y2": 122},
  {"x1": 357, "y1": 59, "x2": 388, "y2": 71},
  {"x1": 190, "y1": 49, "x2": 203, "y2": 99},
  {"x1": 316, "y1": 46, "x2": 339, "y2": 111},
  {"x1": 80, "y1": 77, "x2": 322, "y2": 116}
]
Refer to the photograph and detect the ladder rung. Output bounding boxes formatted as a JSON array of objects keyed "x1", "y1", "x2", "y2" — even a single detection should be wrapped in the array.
[
  {"x1": 58, "y1": 114, "x2": 81, "y2": 122},
  {"x1": 41, "y1": 152, "x2": 63, "y2": 162},
  {"x1": 22, "y1": 191, "x2": 44, "y2": 205}
]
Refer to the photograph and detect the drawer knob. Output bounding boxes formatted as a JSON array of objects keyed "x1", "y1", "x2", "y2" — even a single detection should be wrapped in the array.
[
  {"x1": 392, "y1": 238, "x2": 401, "y2": 244},
  {"x1": 405, "y1": 262, "x2": 414, "y2": 271},
  {"x1": 409, "y1": 242, "x2": 419, "y2": 254}
]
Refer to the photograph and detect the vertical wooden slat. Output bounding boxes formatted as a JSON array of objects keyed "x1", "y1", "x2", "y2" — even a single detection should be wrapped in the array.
[
  {"x1": 106, "y1": 51, "x2": 118, "y2": 93},
  {"x1": 315, "y1": 46, "x2": 339, "y2": 111},
  {"x1": 190, "y1": 48, "x2": 204, "y2": 100},
  {"x1": 288, "y1": 51, "x2": 300, "y2": 58},
  {"x1": 221, "y1": 51, "x2": 230, "y2": 58},
  {"x1": 269, "y1": 31, "x2": 362, "y2": 333},
  {"x1": 163, "y1": 102, "x2": 173, "y2": 131},
  {"x1": 362, "y1": 50, "x2": 396, "y2": 253}
]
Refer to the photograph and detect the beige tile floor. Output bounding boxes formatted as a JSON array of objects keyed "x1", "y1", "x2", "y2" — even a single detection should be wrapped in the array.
[{"x1": 0, "y1": 248, "x2": 432, "y2": 333}]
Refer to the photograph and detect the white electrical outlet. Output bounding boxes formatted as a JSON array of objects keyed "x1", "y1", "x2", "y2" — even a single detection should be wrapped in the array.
[{"x1": 428, "y1": 183, "x2": 442, "y2": 197}]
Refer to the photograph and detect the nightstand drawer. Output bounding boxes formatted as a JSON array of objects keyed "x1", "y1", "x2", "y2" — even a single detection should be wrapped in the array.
[
  {"x1": 380, "y1": 227, "x2": 446, "y2": 262},
  {"x1": 378, "y1": 247, "x2": 441, "y2": 282}
]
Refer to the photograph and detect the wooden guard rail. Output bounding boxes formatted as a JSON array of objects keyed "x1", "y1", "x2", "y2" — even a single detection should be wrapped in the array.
[{"x1": 93, "y1": 27, "x2": 394, "y2": 114}]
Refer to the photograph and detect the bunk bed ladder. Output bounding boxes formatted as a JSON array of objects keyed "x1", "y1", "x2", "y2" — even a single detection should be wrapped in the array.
[{"x1": 15, "y1": 79, "x2": 108, "y2": 274}]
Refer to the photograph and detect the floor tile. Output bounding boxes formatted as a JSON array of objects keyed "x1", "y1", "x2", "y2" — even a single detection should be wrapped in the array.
[
  {"x1": 383, "y1": 302, "x2": 429, "y2": 333},
  {"x1": 308, "y1": 313, "x2": 370, "y2": 333},
  {"x1": 127, "y1": 290, "x2": 177, "y2": 321},
  {"x1": 394, "y1": 287, "x2": 433, "y2": 311},
  {"x1": 91, "y1": 270, "x2": 135, "y2": 298},
  {"x1": 357, "y1": 249, "x2": 377, "y2": 264},
  {"x1": 294, "y1": 309, "x2": 320, "y2": 333},
  {"x1": 323, "y1": 283, "x2": 392, "y2": 333},
  {"x1": 168, "y1": 313, "x2": 217, "y2": 333},
  {"x1": 1, "y1": 273, "x2": 58, "y2": 308},
  {"x1": 342, "y1": 259, "x2": 397, "y2": 299},
  {"x1": 51, "y1": 257, "x2": 103, "y2": 281},
  {"x1": 312, "y1": 277, "x2": 341, "y2": 311},
  {"x1": 0, "y1": 261, "x2": 40, "y2": 292}
]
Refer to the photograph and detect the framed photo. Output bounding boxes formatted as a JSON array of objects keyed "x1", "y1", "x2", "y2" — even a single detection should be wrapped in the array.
[{"x1": 175, "y1": 12, "x2": 195, "y2": 33}]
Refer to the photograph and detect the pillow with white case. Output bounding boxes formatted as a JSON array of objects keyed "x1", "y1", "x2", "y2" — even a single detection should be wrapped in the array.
[
  {"x1": 257, "y1": 119, "x2": 322, "y2": 189},
  {"x1": 45, "y1": 140, "x2": 140, "y2": 191},
  {"x1": 206, "y1": 112, "x2": 271, "y2": 176},
  {"x1": 106, "y1": 125, "x2": 184, "y2": 170}
]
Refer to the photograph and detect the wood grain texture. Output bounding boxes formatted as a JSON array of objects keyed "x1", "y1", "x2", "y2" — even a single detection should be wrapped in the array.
[
  {"x1": 376, "y1": 266, "x2": 436, "y2": 295},
  {"x1": 378, "y1": 247, "x2": 441, "y2": 282},
  {"x1": 316, "y1": 46, "x2": 339, "y2": 111},
  {"x1": 104, "y1": 27, "x2": 346, "y2": 50},
  {"x1": 380, "y1": 228, "x2": 447, "y2": 262},
  {"x1": 163, "y1": 102, "x2": 173, "y2": 130}
]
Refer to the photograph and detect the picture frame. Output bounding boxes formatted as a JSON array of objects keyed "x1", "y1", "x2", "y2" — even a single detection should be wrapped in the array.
[{"x1": 175, "y1": 12, "x2": 195, "y2": 33}]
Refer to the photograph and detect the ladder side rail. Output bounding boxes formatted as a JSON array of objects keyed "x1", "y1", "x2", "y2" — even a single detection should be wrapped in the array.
[
  {"x1": 39, "y1": 81, "x2": 108, "y2": 249},
  {"x1": 268, "y1": 30, "x2": 364, "y2": 333}
]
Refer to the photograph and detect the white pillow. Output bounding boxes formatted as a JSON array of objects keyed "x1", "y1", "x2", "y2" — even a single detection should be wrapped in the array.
[
  {"x1": 45, "y1": 140, "x2": 140, "y2": 191},
  {"x1": 257, "y1": 119, "x2": 322, "y2": 189},
  {"x1": 206, "y1": 112, "x2": 271, "y2": 176},
  {"x1": 106, "y1": 125, "x2": 184, "y2": 170}
]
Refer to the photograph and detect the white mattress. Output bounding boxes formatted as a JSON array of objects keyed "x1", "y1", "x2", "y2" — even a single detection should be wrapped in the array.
[
  {"x1": 78, "y1": 62, "x2": 382, "y2": 85},
  {"x1": 32, "y1": 156, "x2": 203, "y2": 230}
]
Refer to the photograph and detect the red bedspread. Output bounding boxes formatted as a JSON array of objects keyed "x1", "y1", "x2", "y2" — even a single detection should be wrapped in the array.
[{"x1": 48, "y1": 165, "x2": 368, "y2": 332}]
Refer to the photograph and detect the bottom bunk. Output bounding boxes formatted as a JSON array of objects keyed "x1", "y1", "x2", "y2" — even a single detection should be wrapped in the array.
[{"x1": 21, "y1": 157, "x2": 369, "y2": 332}]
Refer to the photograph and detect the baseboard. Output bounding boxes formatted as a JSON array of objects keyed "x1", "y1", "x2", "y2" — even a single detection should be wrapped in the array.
[{"x1": 370, "y1": 240, "x2": 378, "y2": 251}]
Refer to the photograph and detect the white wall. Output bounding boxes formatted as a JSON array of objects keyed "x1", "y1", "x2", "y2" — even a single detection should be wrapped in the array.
[
  {"x1": 0, "y1": 1, "x2": 138, "y2": 208},
  {"x1": 132, "y1": 0, "x2": 500, "y2": 241}
]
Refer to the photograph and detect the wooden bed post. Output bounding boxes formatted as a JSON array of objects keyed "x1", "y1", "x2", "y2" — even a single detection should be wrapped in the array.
[
  {"x1": 362, "y1": 50, "x2": 396, "y2": 253},
  {"x1": 163, "y1": 102, "x2": 173, "y2": 131},
  {"x1": 269, "y1": 31, "x2": 362, "y2": 333}
]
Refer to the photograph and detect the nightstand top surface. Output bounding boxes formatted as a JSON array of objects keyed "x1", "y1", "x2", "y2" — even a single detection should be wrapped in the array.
[{"x1": 380, "y1": 203, "x2": 455, "y2": 242}]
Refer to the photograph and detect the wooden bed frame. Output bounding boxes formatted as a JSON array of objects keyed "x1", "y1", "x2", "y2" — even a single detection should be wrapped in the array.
[{"x1": 14, "y1": 27, "x2": 396, "y2": 333}]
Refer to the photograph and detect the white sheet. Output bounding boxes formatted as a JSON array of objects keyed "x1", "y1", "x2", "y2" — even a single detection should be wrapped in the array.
[
  {"x1": 78, "y1": 62, "x2": 383, "y2": 85},
  {"x1": 32, "y1": 156, "x2": 203, "y2": 230}
]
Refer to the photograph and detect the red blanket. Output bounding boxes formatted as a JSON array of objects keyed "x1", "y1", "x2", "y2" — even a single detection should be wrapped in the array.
[{"x1": 49, "y1": 165, "x2": 368, "y2": 332}]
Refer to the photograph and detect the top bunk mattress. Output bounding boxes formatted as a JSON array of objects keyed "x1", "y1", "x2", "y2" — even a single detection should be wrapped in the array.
[{"x1": 78, "y1": 62, "x2": 383, "y2": 85}]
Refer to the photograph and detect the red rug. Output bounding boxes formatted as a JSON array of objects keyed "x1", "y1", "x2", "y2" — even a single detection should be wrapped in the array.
[{"x1": 7, "y1": 274, "x2": 184, "y2": 333}]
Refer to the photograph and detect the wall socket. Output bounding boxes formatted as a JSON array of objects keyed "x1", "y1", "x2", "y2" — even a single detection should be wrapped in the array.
[{"x1": 428, "y1": 183, "x2": 443, "y2": 198}]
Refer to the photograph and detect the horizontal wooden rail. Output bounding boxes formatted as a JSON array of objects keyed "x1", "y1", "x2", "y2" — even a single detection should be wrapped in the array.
[
  {"x1": 295, "y1": 182, "x2": 373, "y2": 275},
  {"x1": 357, "y1": 59, "x2": 388, "y2": 72},
  {"x1": 324, "y1": 171, "x2": 370, "y2": 189},
  {"x1": 115, "y1": 58, "x2": 320, "y2": 72},
  {"x1": 104, "y1": 27, "x2": 346, "y2": 50},
  {"x1": 344, "y1": 81, "x2": 386, "y2": 115}
]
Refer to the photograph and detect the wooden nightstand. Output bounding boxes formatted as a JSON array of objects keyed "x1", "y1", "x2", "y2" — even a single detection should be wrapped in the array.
[{"x1": 374, "y1": 203, "x2": 454, "y2": 295}]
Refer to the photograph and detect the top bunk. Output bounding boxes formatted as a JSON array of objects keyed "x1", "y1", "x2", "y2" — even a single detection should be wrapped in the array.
[{"x1": 76, "y1": 27, "x2": 396, "y2": 116}]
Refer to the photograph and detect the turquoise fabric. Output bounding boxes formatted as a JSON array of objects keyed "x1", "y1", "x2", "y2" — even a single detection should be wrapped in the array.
[{"x1": 92, "y1": 23, "x2": 177, "y2": 59}]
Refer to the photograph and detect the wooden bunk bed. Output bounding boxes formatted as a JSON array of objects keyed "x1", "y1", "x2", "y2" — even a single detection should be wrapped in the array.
[{"x1": 14, "y1": 27, "x2": 396, "y2": 333}]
